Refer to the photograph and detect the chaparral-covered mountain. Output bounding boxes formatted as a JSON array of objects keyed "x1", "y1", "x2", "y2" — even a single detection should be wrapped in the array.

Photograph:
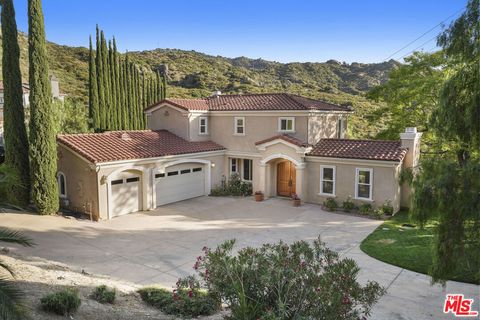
[{"x1": 0, "y1": 31, "x2": 399, "y2": 138}]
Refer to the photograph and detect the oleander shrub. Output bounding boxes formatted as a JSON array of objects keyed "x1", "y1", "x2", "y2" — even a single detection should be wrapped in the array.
[
  {"x1": 359, "y1": 203, "x2": 373, "y2": 215},
  {"x1": 40, "y1": 289, "x2": 81, "y2": 316},
  {"x1": 323, "y1": 197, "x2": 338, "y2": 211},
  {"x1": 90, "y1": 285, "x2": 116, "y2": 304},
  {"x1": 342, "y1": 196, "x2": 356, "y2": 212},
  {"x1": 193, "y1": 237, "x2": 385, "y2": 319},
  {"x1": 138, "y1": 277, "x2": 220, "y2": 317}
]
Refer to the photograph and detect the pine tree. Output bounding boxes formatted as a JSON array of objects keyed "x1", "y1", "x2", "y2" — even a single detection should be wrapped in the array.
[
  {"x1": 88, "y1": 36, "x2": 100, "y2": 129},
  {"x1": 1, "y1": 0, "x2": 31, "y2": 206},
  {"x1": 28, "y1": 0, "x2": 59, "y2": 214},
  {"x1": 96, "y1": 25, "x2": 106, "y2": 130}
]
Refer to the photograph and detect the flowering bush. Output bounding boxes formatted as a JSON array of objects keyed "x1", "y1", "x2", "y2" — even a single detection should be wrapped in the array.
[
  {"x1": 194, "y1": 238, "x2": 385, "y2": 319},
  {"x1": 342, "y1": 196, "x2": 356, "y2": 212},
  {"x1": 210, "y1": 173, "x2": 252, "y2": 197},
  {"x1": 138, "y1": 276, "x2": 220, "y2": 317},
  {"x1": 359, "y1": 203, "x2": 373, "y2": 215}
]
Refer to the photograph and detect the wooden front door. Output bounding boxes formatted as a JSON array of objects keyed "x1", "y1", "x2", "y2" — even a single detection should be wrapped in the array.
[{"x1": 277, "y1": 161, "x2": 296, "y2": 197}]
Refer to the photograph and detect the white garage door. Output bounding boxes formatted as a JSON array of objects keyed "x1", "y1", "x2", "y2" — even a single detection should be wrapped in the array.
[
  {"x1": 156, "y1": 163, "x2": 205, "y2": 206},
  {"x1": 110, "y1": 171, "x2": 142, "y2": 217}
]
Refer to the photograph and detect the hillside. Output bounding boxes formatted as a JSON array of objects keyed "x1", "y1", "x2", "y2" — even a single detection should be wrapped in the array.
[{"x1": 0, "y1": 32, "x2": 398, "y2": 138}]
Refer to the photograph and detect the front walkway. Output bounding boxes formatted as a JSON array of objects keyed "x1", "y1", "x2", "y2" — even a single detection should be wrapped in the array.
[{"x1": 1, "y1": 197, "x2": 478, "y2": 319}]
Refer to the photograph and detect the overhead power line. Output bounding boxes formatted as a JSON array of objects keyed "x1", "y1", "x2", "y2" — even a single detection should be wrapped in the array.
[
  {"x1": 398, "y1": 35, "x2": 439, "y2": 61},
  {"x1": 384, "y1": 7, "x2": 464, "y2": 61}
]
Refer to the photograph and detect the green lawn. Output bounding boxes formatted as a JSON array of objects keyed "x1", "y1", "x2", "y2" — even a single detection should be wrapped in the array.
[{"x1": 360, "y1": 211, "x2": 478, "y2": 284}]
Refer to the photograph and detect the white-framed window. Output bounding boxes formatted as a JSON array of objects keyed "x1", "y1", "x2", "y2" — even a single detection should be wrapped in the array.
[
  {"x1": 278, "y1": 117, "x2": 295, "y2": 132},
  {"x1": 57, "y1": 172, "x2": 67, "y2": 198},
  {"x1": 199, "y1": 117, "x2": 208, "y2": 135},
  {"x1": 337, "y1": 118, "x2": 346, "y2": 139},
  {"x1": 230, "y1": 158, "x2": 238, "y2": 174},
  {"x1": 320, "y1": 165, "x2": 336, "y2": 196},
  {"x1": 355, "y1": 168, "x2": 373, "y2": 200},
  {"x1": 234, "y1": 117, "x2": 245, "y2": 135},
  {"x1": 242, "y1": 159, "x2": 253, "y2": 181}
]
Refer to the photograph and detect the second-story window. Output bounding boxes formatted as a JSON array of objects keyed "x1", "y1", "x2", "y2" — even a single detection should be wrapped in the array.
[
  {"x1": 279, "y1": 117, "x2": 295, "y2": 132},
  {"x1": 234, "y1": 117, "x2": 245, "y2": 135},
  {"x1": 337, "y1": 118, "x2": 345, "y2": 139},
  {"x1": 199, "y1": 117, "x2": 208, "y2": 134}
]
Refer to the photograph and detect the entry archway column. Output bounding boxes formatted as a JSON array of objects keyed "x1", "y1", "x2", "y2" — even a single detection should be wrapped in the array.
[{"x1": 295, "y1": 162, "x2": 306, "y2": 200}]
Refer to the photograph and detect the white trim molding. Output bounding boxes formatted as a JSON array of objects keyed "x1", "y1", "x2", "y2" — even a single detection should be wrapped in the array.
[
  {"x1": 305, "y1": 156, "x2": 401, "y2": 168},
  {"x1": 57, "y1": 171, "x2": 67, "y2": 198},
  {"x1": 234, "y1": 116, "x2": 245, "y2": 136},
  {"x1": 278, "y1": 117, "x2": 295, "y2": 133},
  {"x1": 355, "y1": 167, "x2": 373, "y2": 201},
  {"x1": 260, "y1": 153, "x2": 303, "y2": 167},
  {"x1": 199, "y1": 116, "x2": 209, "y2": 135},
  {"x1": 256, "y1": 138, "x2": 310, "y2": 155},
  {"x1": 319, "y1": 165, "x2": 336, "y2": 197}
]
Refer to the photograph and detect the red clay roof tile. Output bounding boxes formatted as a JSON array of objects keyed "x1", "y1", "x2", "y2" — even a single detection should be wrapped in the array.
[
  {"x1": 57, "y1": 130, "x2": 225, "y2": 164},
  {"x1": 145, "y1": 93, "x2": 351, "y2": 112},
  {"x1": 255, "y1": 134, "x2": 308, "y2": 147},
  {"x1": 308, "y1": 139, "x2": 407, "y2": 162}
]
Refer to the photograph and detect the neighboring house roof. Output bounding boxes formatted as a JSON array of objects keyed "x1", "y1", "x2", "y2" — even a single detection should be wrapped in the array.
[
  {"x1": 0, "y1": 81, "x2": 30, "y2": 93},
  {"x1": 145, "y1": 93, "x2": 351, "y2": 112},
  {"x1": 255, "y1": 134, "x2": 309, "y2": 148},
  {"x1": 308, "y1": 139, "x2": 407, "y2": 162},
  {"x1": 57, "y1": 130, "x2": 225, "y2": 164}
]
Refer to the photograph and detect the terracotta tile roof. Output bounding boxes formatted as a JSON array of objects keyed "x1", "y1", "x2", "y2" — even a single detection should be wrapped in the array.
[
  {"x1": 57, "y1": 130, "x2": 225, "y2": 164},
  {"x1": 255, "y1": 134, "x2": 308, "y2": 147},
  {"x1": 308, "y1": 139, "x2": 407, "y2": 162},
  {"x1": 145, "y1": 93, "x2": 351, "y2": 112}
]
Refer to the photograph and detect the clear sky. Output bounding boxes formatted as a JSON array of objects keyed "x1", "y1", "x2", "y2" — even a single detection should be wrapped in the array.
[{"x1": 12, "y1": 0, "x2": 465, "y2": 63}]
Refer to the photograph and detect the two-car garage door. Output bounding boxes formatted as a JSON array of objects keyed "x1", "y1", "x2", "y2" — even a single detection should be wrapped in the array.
[{"x1": 155, "y1": 163, "x2": 205, "y2": 206}]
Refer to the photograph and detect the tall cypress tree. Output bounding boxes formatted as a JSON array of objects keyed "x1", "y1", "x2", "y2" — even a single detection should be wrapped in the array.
[
  {"x1": 113, "y1": 38, "x2": 121, "y2": 130},
  {"x1": 1, "y1": 0, "x2": 30, "y2": 206},
  {"x1": 162, "y1": 73, "x2": 167, "y2": 99},
  {"x1": 88, "y1": 36, "x2": 100, "y2": 129},
  {"x1": 28, "y1": 0, "x2": 59, "y2": 214},
  {"x1": 100, "y1": 31, "x2": 111, "y2": 129},
  {"x1": 95, "y1": 25, "x2": 106, "y2": 130},
  {"x1": 108, "y1": 40, "x2": 117, "y2": 129},
  {"x1": 131, "y1": 64, "x2": 138, "y2": 129},
  {"x1": 121, "y1": 57, "x2": 128, "y2": 129},
  {"x1": 137, "y1": 69, "x2": 144, "y2": 129}
]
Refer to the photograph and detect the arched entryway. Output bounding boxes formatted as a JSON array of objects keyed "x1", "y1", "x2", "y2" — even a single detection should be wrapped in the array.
[{"x1": 276, "y1": 160, "x2": 296, "y2": 197}]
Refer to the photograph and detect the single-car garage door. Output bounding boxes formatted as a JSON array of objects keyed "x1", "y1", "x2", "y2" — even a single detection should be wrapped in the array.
[
  {"x1": 156, "y1": 163, "x2": 205, "y2": 206},
  {"x1": 110, "y1": 171, "x2": 142, "y2": 217}
]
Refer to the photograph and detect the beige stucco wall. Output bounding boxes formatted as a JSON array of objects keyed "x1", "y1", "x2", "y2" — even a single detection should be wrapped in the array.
[
  {"x1": 57, "y1": 145, "x2": 99, "y2": 219},
  {"x1": 305, "y1": 158, "x2": 402, "y2": 212},
  {"x1": 146, "y1": 105, "x2": 189, "y2": 140},
  {"x1": 188, "y1": 113, "x2": 211, "y2": 142},
  {"x1": 307, "y1": 114, "x2": 349, "y2": 144},
  {"x1": 209, "y1": 115, "x2": 309, "y2": 152}
]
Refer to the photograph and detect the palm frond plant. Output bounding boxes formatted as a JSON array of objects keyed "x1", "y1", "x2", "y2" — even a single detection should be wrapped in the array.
[{"x1": 0, "y1": 228, "x2": 35, "y2": 320}]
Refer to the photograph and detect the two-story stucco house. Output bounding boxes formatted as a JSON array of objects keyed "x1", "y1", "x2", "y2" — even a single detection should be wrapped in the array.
[{"x1": 57, "y1": 92, "x2": 421, "y2": 221}]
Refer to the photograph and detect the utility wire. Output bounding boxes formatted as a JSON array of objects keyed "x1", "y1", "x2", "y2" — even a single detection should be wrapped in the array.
[
  {"x1": 398, "y1": 35, "x2": 439, "y2": 61},
  {"x1": 384, "y1": 7, "x2": 464, "y2": 61}
]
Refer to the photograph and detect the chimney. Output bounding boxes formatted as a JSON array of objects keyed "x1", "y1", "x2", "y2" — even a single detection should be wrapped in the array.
[
  {"x1": 400, "y1": 127, "x2": 422, "y2": 208},
  {"x1": 400, "y1": 127, "x2": 422, "y2": 169},
  {"x1": 49, "y1": 75, "x2": 60, "y2": 99},
  {"x1": 211, "y1": 90, "x2": 221, "y2": 98}
]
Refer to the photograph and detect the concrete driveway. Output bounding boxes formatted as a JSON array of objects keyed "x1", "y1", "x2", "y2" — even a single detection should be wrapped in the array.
[{"x1": 1, "y1": 196, "x2": 478, "y2": 319}]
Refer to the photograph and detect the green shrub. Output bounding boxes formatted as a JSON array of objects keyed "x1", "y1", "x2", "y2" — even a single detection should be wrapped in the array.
[
  {"x1": 40, "y1": 289, "x2": 81, "y2": 316},
  {"x1": 210, "y1": 173, "x2": 252, "y2": 197},
  {"x1": 381, "y1": 200, "x2": 394, "y2": 216},
  {"x1": 90, "y1": 285, "x2": 115, "y2": 304},
  {"x1": 194, "y1": 238, "x2": 385, "y2": 319},
  {"x1": 359, "y1": 203, "x2": 373, "y2": 215},
  {"x1": 138, "y1": 277, "x2": 220, "y2": 317},
  {"x1": 323, "y1": 197, "x2": 338, "y2": 211},
  {"x1": 371, "y1": 209, "x2": 384, "y2": 219},
  {"x1": 342, "y1": 196, "x2": 356, "y2": 212}
]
